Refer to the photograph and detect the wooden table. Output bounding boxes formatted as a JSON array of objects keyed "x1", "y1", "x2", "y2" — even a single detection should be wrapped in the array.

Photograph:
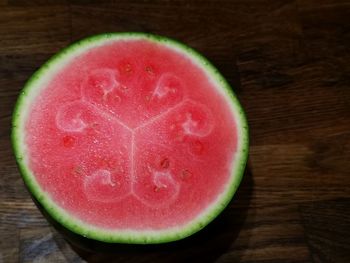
[{"x1": 1, "y1": 0, "x2": 349, "y2": 262}]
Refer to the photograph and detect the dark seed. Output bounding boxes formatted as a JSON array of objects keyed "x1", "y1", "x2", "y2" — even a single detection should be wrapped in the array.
[
  {"x1": 160, "y1": 158, "x2": 170, "y2": 169},
  {"x1": 181, "y1": 169, "x2": 192, "y2": 179}
]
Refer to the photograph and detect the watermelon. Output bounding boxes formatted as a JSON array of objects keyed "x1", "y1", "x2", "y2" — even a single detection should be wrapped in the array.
[{"x1": 12, "y1": 33, "x2": 248, "y2": 244}]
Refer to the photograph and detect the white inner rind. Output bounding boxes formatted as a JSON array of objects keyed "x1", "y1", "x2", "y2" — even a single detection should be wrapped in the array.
[{"x1": 12, "y1": 33, "x2": 248, "y2": 244}]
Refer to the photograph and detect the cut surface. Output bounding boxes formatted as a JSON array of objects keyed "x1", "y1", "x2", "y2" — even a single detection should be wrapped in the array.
[{"x1": 12, "y1": 33, "x2": 248, "y2": 243}]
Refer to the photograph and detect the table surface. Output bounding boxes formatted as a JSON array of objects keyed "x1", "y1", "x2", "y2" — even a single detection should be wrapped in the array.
[{"x1": 1, "y1": 0, "x2": 350, "y2": 262}]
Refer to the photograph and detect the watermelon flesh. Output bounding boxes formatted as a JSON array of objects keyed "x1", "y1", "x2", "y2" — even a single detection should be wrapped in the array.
[{"x1": 14, "y1": 34, "x2": 248, "y2": 243}]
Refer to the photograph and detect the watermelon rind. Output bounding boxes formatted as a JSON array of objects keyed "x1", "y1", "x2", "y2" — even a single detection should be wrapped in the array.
[{"x1": 12, "y1": 32, "x2": 249, "y2": 244}]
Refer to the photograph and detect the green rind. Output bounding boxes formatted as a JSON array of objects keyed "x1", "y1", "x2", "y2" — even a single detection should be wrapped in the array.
[{"x1": 11, "y1": 32, "x2": 249, "y2": 244}]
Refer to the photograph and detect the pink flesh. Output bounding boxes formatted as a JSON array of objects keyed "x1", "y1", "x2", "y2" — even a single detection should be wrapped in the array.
[{"x1": 26, "y1": 39, "x2": 238, "y2": 230}]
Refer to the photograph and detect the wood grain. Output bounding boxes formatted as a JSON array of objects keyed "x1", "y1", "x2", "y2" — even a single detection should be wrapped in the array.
[{"x1": 1, "y1": 0, "x2": 349, "y2": 262}]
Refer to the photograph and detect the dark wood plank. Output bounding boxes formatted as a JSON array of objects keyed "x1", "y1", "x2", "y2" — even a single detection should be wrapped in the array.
[
  {"x1": 0, "y1": 6, "x2": 71, "y2": 55},
  {"x1": 0, "y1": 224, "x2": 19, "y2": 263},
  {"x1": 219, "y1": 205, "x2": 312, "y2": 263},
  {"x1": 8, "y1": 0, "x2": 67, "y2": 5},
  {"x1": 0, "y1": 137, "x2": 32, "y2": 200},
  {"x1": 249, "y1": 135, "x2": 350, "y2": 207},
  {"x1": 300, "y1": 199, "x2": 350, "y2": 263},
  {"x1": 237, "y1": 0, "x2": 350, "y2": 145},
  {"x1": 19, "y1": 227, "x2": 83, "y2": 263}
]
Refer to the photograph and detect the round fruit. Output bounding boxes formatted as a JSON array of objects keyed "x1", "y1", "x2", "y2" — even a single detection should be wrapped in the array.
[{"x1": 12, "y1": 33, "x2": 249, "y2": 244}]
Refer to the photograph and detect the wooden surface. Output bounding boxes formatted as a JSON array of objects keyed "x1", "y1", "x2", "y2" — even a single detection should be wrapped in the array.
[{"x1": 1, "y1": 0, "x2": 350, "y2": 262}]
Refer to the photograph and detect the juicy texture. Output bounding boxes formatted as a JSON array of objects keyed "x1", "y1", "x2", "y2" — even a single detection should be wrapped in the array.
[{"x1": 25, "y1": 39, "x2": 238, "y2": 230}]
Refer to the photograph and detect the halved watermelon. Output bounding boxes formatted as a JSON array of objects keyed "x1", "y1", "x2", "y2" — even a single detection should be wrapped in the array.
[{"x1": 12, "y1": 33, "x2": 248, "y2": 244}]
